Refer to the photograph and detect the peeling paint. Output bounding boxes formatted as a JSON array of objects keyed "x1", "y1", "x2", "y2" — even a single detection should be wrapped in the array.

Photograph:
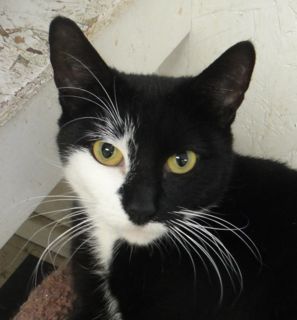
[
  {"x1": 0, "y1": 0, "x2": 134, "y2": 126},
  {"x1": 26, "y1": 47, "x2": 43, "y2": 55},
  {"x1": 14, "y1": 36, "x2": 24, "y2": 44},
  {"x1": 9, "y1": 55, "x2": 29, "y2": 70},
  {"x1": 0, "y1": 26, "x2": 9, "y2": 37}
]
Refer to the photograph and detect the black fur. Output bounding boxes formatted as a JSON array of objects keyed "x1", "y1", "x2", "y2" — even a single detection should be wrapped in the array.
[{"x1": 49, "y1": 17, "x2": 297, "y2": 319}]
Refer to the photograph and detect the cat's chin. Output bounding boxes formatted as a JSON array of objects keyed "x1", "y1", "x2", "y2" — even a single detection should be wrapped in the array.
[{"x1": 120, "y1": 222, "x2": 167, "y2": 246}]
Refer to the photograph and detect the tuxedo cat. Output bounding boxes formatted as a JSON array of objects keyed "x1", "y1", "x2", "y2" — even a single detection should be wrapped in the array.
[{"x1": 49, "y1": 16, "x2": 297, "y2": 320}]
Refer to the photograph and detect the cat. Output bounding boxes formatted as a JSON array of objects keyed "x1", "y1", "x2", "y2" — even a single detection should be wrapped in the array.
[{"x1": 49, "y1": 16, "x2": 297, "y2": 320}]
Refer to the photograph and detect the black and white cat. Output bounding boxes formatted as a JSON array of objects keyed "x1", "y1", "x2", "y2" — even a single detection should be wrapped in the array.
[{"x1": 49, "y1": 17, "x2": 297, "y2": 320}]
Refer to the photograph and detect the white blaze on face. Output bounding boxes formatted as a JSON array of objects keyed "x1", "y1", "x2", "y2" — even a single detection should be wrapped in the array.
[{"x1": 64, "y1": 131, "x2": 167, "y2": 267}]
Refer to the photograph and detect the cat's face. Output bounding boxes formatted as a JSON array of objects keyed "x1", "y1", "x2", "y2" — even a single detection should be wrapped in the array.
[{"x1": 49, "y1": 17, "x2": 255, "y2": 252}]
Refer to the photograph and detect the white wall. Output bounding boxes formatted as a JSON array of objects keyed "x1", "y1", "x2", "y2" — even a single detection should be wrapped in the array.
[{"x1": 159, "y1": 0, "x2": 297, "y2": 168}]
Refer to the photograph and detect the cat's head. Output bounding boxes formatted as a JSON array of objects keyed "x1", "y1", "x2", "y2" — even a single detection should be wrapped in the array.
[{"x1": 49, "y1": 17, "x2": 255, "y2": 248}]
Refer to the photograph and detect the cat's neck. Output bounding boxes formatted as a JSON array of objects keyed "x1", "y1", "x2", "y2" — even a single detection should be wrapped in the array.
[{"x1": 85, "y1": 221, "x2": 118, "y2": 271}]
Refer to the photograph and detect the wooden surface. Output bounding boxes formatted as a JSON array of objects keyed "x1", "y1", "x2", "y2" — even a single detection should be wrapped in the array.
[
  {"x1": 0, "y1": 180, "x2": 71, "y2": 287},
  {"x1": 0, "y1": 234, "x2": 66, "y2": 288}
]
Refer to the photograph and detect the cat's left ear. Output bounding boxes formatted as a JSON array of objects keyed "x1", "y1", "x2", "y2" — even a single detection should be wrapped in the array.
[
  {"x1": 49, "y1": 16, "x2": 113, "y2": 91},
  {"x1": 192, "y1": 41, "x2": 255, "y2": 127}
]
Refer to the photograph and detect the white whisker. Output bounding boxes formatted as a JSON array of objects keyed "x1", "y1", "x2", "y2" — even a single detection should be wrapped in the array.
[
  {"x1": 64, "y1": 54, "x2": 124, "y2": 132},
  {"x1": 167, "y1": 225, "x2": 197, "y2": 283},
  {"x1": 65, "y1": 53, "x2": 115, "y2": 111},
  {"x1": 178, "y1": 209, "x2": 262, "y2": 263},
  {"x1": 170, "y1": 223, "x2": 224, "y2": 303},
  {"x1": 167, "y1": 206, "x2": 264, "y2": 303},
  {"x1": 173, "y1": 219, "x2": 242, "y2": 297},
  {"x1": 53, "y1": 222, "x2": 95, "y2": 266},
  {"x1": 59, "y1": 115, "x2": 101, "y2": 130},
  {"x1": 32, "y1": 217, "x2": 93, "y2": 286}
]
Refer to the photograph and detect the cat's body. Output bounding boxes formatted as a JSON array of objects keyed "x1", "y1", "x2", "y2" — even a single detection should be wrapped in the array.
[
  {"x1": 69, "y1": 155, "x2": 297, "y2": 320},
  {"x1": 49, "y1": 17, "x2": 297, "y2": 319}
]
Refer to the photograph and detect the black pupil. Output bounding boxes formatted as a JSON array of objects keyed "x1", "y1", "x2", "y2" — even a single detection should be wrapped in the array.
[
  {"x1": 102, "y1": 143, "x2": 115, "y2": 158},
  {"x1": 176, "y1": 153, "x2": 188, "y2": 167}
]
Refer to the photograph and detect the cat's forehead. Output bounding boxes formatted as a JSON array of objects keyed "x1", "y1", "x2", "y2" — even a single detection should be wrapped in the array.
[
  {"x1": 115, "y1": 74, "x2": 188, "y2": 122},
  {"x1": 116, "y1": 73, "x2": 184, "y2": 107},
  {"x1": 121, "y1": 73, "x2": 183, "y2": 93},
  {"x1": 108, "y1": 73, "x2": 208, "y2": 152}
]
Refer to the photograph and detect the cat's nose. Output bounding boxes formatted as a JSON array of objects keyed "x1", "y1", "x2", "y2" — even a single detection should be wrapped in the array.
[
  {"x1": 123, "y1": 185, "x2": 156, "y2": 225},
  {"x1": 126, "y1": 201, "x2": 156, "y2": 225}
]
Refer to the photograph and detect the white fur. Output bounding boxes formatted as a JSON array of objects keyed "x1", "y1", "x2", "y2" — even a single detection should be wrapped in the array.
[
  {"x1": 64, "y1": 130, "x2": 167, "y2": 320},
  {"x1": 64, "y1": 132, "x2": 167, "y2": 268},
  {"x1": 60, "y1": 57, "x2": 166, "y2": 320}
]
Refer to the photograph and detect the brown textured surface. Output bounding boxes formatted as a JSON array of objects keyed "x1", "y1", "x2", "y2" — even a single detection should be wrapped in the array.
[{"x1": 13, "y1": 266, "x2": 75, "y2": 320}]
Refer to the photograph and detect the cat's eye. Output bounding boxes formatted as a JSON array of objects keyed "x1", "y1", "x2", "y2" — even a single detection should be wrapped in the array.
[
  {"x1": 92, "y1": 141, "x2": 123, "y2": 166},
  {"x1": 166, "y1": 151, "x2": 197, "y2": 174}
]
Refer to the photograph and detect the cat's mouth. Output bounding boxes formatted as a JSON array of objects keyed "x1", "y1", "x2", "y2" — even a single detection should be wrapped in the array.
[{"x1": 120, "y1": 221, "x2": 167, "y2": 245}]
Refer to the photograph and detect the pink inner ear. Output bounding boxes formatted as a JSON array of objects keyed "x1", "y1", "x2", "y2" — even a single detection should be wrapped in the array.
[
  {"x1": 56, "y1": 58, "x2": 90, "y2": 87},
  {"x1": 222, "y1": 92, "x2": 239, "y2": 106},
  {"x1": 237, "y1": 64, "x2": 248, "y2": 77}
]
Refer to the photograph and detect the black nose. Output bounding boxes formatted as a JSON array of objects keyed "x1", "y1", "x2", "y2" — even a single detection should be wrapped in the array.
[
  {"x1": 123, "y1": 185, "x2": 156, "y2": 225},
  {"x1": 126, "y1": 202, "x2": 156, "y2": 225}
]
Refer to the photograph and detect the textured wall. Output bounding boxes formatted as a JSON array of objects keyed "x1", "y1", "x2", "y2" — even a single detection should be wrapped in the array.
[
  {"x1": 195, "y1": 0, "x2": 297, "y2": 169},
  {"x1": 160, "y1": 0, "x2": 297, "y2": 168},
  {"x1": 0, "y1": 0, "x2": 132, "y2": 126}
]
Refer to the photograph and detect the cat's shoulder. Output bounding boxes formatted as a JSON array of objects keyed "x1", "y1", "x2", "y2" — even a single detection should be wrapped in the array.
[
  {"x1": 233, "y1": 153, "x2": 297, "y2": 181},
  {"x1": 229, "y1": 154, "x2": 297, "y2": 214}
]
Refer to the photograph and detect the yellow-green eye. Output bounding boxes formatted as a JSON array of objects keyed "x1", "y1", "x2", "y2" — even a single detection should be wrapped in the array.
[
  {"x1": 92, "y1": 140, "x2": 123, "y2": 166},
  {"x1": 166, "y1": 151, "x2": 197, "y2": 174}
]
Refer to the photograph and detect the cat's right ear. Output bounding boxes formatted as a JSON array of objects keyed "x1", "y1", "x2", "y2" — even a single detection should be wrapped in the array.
[
  {"x1": 191, "y1": 41, "x2": 255, "y2": 127},
  {"x1": 49, "y1": 16, "x2": 113, "y2": 109}
]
